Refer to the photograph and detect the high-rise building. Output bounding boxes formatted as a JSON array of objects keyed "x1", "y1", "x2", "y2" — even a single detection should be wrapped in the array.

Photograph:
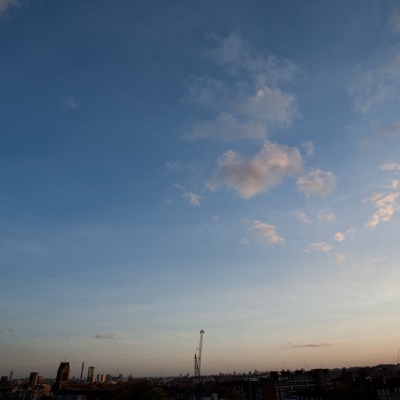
[
  {"x1": 87, "y1": 366, "x2": 95, "y2": 383},
  {"x1": 55, "y1": 362, "x2": 70, "y2": 389},
  {"x1": 29, "y1": 371, "x2": 39, "y2": 388},
  {"x1": 80, "y1": 362, "x2": 85, "y2": 380}
]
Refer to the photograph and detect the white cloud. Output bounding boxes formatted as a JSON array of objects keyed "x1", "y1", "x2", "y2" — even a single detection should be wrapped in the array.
[
  {"x1": 390, "y1": 8, "x2": 400, "y2": 34},
  {"x1": 296, "y1": 211, "x2": 310, "y2": 224},
  {"x1": 183, "y1": 192, "x2": 202, "y2": 206},
  {"x1": 334, "y1": 232, "x2": 345, "y2": 242},
  {"x1": 0, "y1": 0, "x2": 20, "y2": 16},
  {"x1": 207, "y1": 141, "x2": 302, "y2": 198},
  {"x1": 307, "y1": 242, "x2": 332, "y2": 252},
  {"x1": 250, "y1": 221, "x2": 284, "y2": 245},
  {"x1": 297, "y1": 169, "x2": 336, "y2": 198},
  {"x1": 365, "y1": 191, "x2": 400, "y2": 228},
  {"x1": 380, "y1": 163, "x2": 400, "y2": 173}
]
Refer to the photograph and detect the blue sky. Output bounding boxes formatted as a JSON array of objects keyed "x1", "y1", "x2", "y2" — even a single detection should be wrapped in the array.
[{"x1": 2, "y1": 0, "x2": 400, "y2": 379}]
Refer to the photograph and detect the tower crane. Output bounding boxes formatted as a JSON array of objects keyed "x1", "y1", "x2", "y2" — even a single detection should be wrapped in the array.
[{"x1": 194, "y1": 329, "x2": 205, "y2": 379}]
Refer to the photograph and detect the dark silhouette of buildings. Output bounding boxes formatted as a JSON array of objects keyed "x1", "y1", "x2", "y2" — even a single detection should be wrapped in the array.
[{"x1": 54, "y1": 362, "x2": 70, "y2": 389}]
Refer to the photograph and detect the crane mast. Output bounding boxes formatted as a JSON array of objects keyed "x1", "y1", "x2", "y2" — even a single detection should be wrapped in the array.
[{"x1": 194, "y1": 329, "x2": 205, "y2": 379}]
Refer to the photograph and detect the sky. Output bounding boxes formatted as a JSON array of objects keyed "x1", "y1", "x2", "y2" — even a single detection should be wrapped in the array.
[{"x1": 1, "y1": 0, "x2": 400, "y2": 379}]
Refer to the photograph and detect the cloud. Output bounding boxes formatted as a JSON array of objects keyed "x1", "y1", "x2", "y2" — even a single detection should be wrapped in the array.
[
  {"x1": 288, "y1": 343, "x2": 331, "y2": 348},
  {"x1": 235, "y1": 86, "x2": 297, "y2": 129},
  {"x1": 95, "y1": 334, "x2": 114, "y2": 340},
  {"x1": 185, "y1": 34, "x2": 299, "y2": 142},
  {"x1": 333, "y1": 229, "x2": 355, "y2": 243},
  {"x1": 297, "y1": 169, "x2": 336, "y2": 198},
  {"x1": 348, "y1": 45, "x2": 400, "y2": 113},
  {"x1": 64, "y1": 97, "x2": 80, "y2": 109},
  {"x1": 188, "y1": 112, "x2": 268, "y2": 141},
  {"x1": 183, "y1": 192, "x2": 202, "y2": 206},
  {"x1": 306, "y1": 242, "x2": 332, "y2": 252},
  {"x1": 317, "y1": 211, "x2": 335, "y2": 222},
  {"x1": 0, "y1": 0, "x2": 20, "y2": 17},
  {"x1": 380, "y1": 163, "x2": 400, "y2": 173},
  {"x1": 0, "y1": 328, "x2": 15, "y2": 333},
  {"x1": 296, "y1": 211, "x2": 310, "y2": 224},
  {"x1": 334, "y1": 232, "x2": 345, "y2": 242},
  {"x1": 205, "y1": 33, "x2": 298, "y2": 86},
  {"x1": 186, "y1": 86, "x2": 297, "y2": 142},
  {"x1": 374, "y1": 121, "x2": 400, "y2": 136},
  {"x1": 365, "y1": 191, "x2": 400, "y2": 228},
  {"x1": 390, "y1": 8, "x2": 400, "y2": 33},
  {"x1": 334, "y1": 253, "x2": 346, "y2": 264},
  {"x1": 243, "y1": 220, "x2": 284, "y2": 245},
  {"x1": 207, "y1": 141, "x2": 302, "y2": 198},
  {"x1": 301, "y1": 141, "x2": 315, "y2": 157},
  {"x1": 252, "y1": 221, "x2": 284, "y2": 245},
  {"x1": 384, "y1": 180, "x2": 399, "y2": 190}
]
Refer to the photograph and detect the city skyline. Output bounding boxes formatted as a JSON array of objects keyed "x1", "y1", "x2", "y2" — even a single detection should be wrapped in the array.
[{"x1": 1, "y1": 0, "x2": 400, "y2": 379}]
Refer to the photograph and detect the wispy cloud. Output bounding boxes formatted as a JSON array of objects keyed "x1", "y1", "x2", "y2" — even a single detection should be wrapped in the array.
[
  {"x1": 207, "y1": 141, "x2": 302, "y2": 198},
  {"x1": 0, "y1": 0, "x2": 20, "y2": 17},
  {"x1": 380, "y1": 163, "x2": 400, "y2": 173},
  {"x1": 365, "y1": 191, "x2": 400, "y2": 228},
  {"x1": 0, "y1": 328, "x2": 15, "y2": 333},
  {"x1": 390, "y1": 8, "x2": 400, "y2": 34},
  {"x1": 348, "y1": 45, "x2": 400, "y2": 113},
  {"x1": 296, "y1": 211, "x2": 310, "y2": 224},
  {"x1": 205, "y1": 33, "x2": 298, "y2": 86},
  {"x1": 317, "y1": 211, "x2": 335, "y2": 222},
  {"x1": 384, "y1": 180, "x2": 399, "y2": 190},
  {"x1": 334, "y1": 253, "x2": 346, "y2": 264},
  {"x1": 297, "y1": 169, "x2": 336, "y2": 198},
  {"x1": 288, "y1": 342, "x2": 331, "y2": 348},
  {"x1": 183, "y1": 192, "x2": 202, "y2": 206},
  {"x1": 94, "y1": 334, "x2": 114, "y2": 340},
  {"x1": 301, "y1": 141, "x2": 315, "y2": 157},
  {"x1": 250, "y1": 221, "x2": 284, "y2": 245},
  {"x1": 374, "y1": 121, "x2": 400, "y2": 136},
  {"x1": 64, "y1": 97, "x2": 80, "y2": 110},
  {"x1": 306, "y1": 242, "x2": 332, "y2": 252},
  {"x1": 185, "y1": 34, "x2": 299, "y2": 142}
]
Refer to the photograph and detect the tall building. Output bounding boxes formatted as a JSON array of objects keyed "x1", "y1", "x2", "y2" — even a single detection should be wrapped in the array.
[
  {"x1": 87, "y1": 366, "x2": 95, "y2": 383},
  {"x1": 80, "y1": 362, "x2": 85, "y2": 380},
  {"x1": 29, "y1": 371, "x2": 39, "y2": 388},
  {"x1": 55, "y1": 362, "x2": 70, "y2": 389}
]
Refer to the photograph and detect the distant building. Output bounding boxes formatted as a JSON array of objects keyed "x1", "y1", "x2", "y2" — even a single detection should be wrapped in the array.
[
  {"x1": 87, "y1": 366, "x2": 95, "y2": 383},
  {"x1": 29, "y1": 371, "x2": 39, "y2": 388},
  {"x1": 55, "y1": 362, "x2": 70, "y2": 389}
]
